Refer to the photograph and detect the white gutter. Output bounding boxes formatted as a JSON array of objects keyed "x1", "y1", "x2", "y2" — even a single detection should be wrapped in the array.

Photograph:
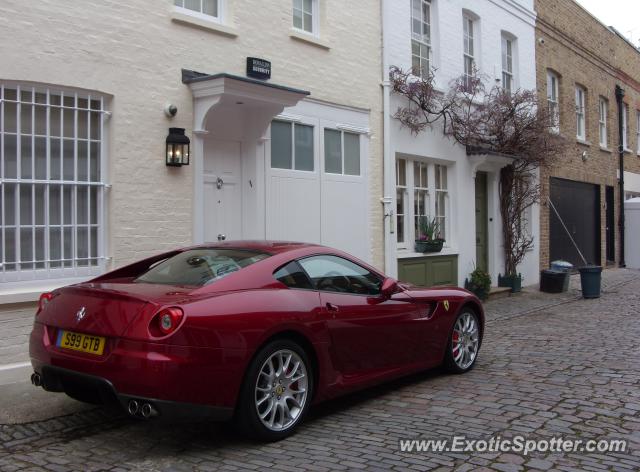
[{"x1": 381, "y1": 0, "x2": 397, "y2": 277}]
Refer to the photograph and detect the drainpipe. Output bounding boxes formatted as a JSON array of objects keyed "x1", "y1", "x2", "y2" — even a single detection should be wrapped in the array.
[
  {"x1": 615, "y1": 84, "x2": 626, "y2": 268},
  {"x1": 381, "y1": 0, "x2": 397, "y2": 277}
]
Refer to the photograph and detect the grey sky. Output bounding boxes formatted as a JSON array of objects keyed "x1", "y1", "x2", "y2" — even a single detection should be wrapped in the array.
[{"x1": 574, "y1": 0, "x2": 640, "y2": 46}]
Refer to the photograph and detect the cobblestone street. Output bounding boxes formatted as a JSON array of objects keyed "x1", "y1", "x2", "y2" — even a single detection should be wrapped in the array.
[{"x1": 1, "y1": 270, "x2": 639, "y2": 471}]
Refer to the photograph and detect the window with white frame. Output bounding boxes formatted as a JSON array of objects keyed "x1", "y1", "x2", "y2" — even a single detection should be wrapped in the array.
[
  {"x1": 501, "y1": 35, "x2": 514, "y2": 93},
  {"x1": 637, "y1": 111, "x2": 640, "y2": 153},
  {"x1": 463, "y1": 15, "x2": 476, "y2": 88},
  {"x1": 324, "y1": 129, "x2": 360, "y2": 176},
  {"x1": 623, "y1": 103, "x2": 629, "y2": 150},
  {"x1": 395, "y1": 158, "x2": 449, "y2": 249},
  {"x1": 547, "y1": 70, "x2": 560, "y2": 132},
  {"x1": 575, "y1": 86, "x2": 586, "y2": 140},
  {"x1": 271, "y1": 120, "x2": 314, "y2": 171},
  {"x1": 0, "y1": 84, "x2": 107, "y2": 282},
  {"x1": 598, "y1": 97, "x2": 608, "y2": 148},
  {"x1": 396, "y1": 159, "x2": 407, "y2": 246},
  {"x1": 174, "y1": 0, "x2": 220, "y2": 20},
  {"x1": 293, "y1": 0, "x2": 318, "y2": 35},
  {"x1": 411, "y1": 0, "x2": 432, "y2": 78}
]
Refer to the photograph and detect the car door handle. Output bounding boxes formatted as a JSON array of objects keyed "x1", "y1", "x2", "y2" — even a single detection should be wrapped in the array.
[{"x1": 326, "y1": 303, "x2": 339, "y2": 313}]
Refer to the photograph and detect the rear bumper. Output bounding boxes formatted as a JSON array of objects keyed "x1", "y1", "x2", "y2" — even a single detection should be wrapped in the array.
[
  {"x1": 36, "y1": 365, "x2": 233, "y2": 421},
  {"x1": 29, "y1": 322, "x2": 247, "y2": 413}
]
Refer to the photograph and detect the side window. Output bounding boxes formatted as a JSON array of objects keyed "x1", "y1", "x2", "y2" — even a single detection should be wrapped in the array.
[
  {"x1": 274, "y1": 261, "x2": 314, "y2": 290},
  {"x1": 298, "y1": 255, "x2": 382, "y2": 295}
]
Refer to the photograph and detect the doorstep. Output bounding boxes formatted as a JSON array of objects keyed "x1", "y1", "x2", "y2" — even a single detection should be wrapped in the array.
[{"x1": 487, "y1": 286, "x2": 513, "y2": 301}]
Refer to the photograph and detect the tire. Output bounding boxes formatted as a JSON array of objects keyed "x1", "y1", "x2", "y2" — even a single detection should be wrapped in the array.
[
  {"x1": 443, "y1": 308, "x2": 482, "y2": 374},
  {"x1": 235, "y1": 339, "x2": 314, "y2": 441}
]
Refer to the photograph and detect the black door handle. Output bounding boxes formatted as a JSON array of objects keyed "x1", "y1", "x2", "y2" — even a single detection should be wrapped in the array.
[{"x1": 326, "y1": 303, "x2": 339, "y2": 312}]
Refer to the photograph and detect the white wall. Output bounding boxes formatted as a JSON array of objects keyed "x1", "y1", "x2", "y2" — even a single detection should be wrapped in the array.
[
  {"x1": 387, "y1": 0, "x2": 536, "y2": 90},
  {"x1": 385, "y1": 0, "x2": 539, "y2": 286}
]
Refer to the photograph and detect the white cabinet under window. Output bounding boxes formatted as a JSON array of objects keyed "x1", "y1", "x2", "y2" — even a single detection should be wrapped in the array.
[
  {"x1": 395, "y1": 157, "x2": 450, "y2": 250},
  {"x1": 0, "y1": 84, "x2": 108, "y2": 283}
]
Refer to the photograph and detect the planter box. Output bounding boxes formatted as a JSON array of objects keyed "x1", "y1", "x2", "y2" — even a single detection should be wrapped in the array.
[
  {"x1": 498, "y1": 273, "x2": 522, "y2": 293},
  {"x1": 415, "y1": 240, "x2": 444, "y2": 253}
]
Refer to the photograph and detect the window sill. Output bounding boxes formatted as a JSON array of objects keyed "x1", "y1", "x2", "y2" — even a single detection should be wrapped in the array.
[
  {"x1": 171, "y1": 10, "x2": 238, "y2": 38},
  {"x1": 576, "y1": 138, "x2": 591, "y2": 147},
  {"x1": 624, "y1": 148, "x2": 634, "y2": 155},
  {"x1": 397, "y1": 247, "x2": 459, "y2": 259},
  {"x1": 0, "y1": 277, "x2": 91, "y2": 304},
  {"x1": 289, "y1": 29, "x2": 330, "y2": 50},
  {"x1": 599, "y1": 146, "x2": 612, "y2": 153}
]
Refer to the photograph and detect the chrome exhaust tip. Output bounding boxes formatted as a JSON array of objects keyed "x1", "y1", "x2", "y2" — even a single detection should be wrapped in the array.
[
  {"x1": 127, "y1": 400, "x2": 140, "y2": 416},
  {"x1": 140, "y1": 402, "x2": 158, "y2": 419},
  {"x1": 31, "y1": 373, "x2": 42, "y2": 387}
]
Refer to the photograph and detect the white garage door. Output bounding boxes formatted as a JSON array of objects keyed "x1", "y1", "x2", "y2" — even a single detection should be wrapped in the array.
[{"x1": 266, "y1": 117, "x2": 369, "y2": 262}]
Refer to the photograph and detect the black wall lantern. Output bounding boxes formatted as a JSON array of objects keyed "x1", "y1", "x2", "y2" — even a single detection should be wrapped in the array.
[{"x1": 166, "y1": 128, "x2": 190, "y2": 167}]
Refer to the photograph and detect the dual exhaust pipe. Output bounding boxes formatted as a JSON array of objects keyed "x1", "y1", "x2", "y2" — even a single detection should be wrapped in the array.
[
  {"x1": 31, "y1": 372, "x2": 42, "y2": 387},
  {"x1": 31, "y1": 371, "x2": 158, "y2": 420},
  {"x1": 127, "y1": 399, "x2": 158, "y2": 420}
]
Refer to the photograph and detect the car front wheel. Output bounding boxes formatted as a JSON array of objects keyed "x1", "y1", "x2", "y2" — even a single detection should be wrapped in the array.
[
  {"x1": 443, "y1": 309, "x2": 481, "y2": 374},
  {"x1": 236, "y1": 339, "x2": 313, "y2": 441}
]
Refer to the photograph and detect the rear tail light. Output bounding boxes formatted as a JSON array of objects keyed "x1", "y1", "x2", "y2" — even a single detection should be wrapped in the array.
[
  {"x1": 36, "y1": 292, "x2": 54, "y2": 315},
  {"x1": 149, "y1": 307, "x2": 184, "y2": 337}
]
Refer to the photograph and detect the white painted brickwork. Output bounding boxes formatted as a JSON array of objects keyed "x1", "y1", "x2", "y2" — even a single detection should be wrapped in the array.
[{"x1": 0, "y1": 0, "x2": 383, "y2": 274}]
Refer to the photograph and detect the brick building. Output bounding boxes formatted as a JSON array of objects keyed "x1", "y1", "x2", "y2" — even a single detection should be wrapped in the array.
[{"x1": 535, "y1": 0, "x2": 640, "y2": 269}]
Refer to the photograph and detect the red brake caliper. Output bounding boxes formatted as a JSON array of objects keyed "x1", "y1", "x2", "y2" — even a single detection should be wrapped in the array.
[{"x1": 452, "y1": 331, "x2": 460, "y2": 353}]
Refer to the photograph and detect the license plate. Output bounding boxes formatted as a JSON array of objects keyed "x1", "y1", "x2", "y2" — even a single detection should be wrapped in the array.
[{"x1": 56, "y1": 330, "x2": 106, "y2": 355}]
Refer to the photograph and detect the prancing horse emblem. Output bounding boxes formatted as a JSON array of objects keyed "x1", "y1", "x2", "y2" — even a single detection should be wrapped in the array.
[
  {"x1": 443, "y1": 300, "x2": 450, "y2": 311},
  {"x1": 75, "y1": 306, "x2": 87, "y2": 323}
]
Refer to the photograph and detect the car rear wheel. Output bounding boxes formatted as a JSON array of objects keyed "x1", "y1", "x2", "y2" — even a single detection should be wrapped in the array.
[
  {"x1": 443, "y1": 309, "x2": 481, "y2": 374},
  {"x1": 236, "y1": 339, "x2": 313, "y2": 441}
]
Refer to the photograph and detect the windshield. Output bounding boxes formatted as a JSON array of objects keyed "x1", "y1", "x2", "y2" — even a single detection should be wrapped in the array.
[{"x1": 135, "y1": 249, "x2": 270, "y2": 287}]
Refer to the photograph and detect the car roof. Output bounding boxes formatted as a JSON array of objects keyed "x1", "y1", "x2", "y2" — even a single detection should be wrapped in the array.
[{"x1": 193, "y1": 240, "x2": 327, "y2": 255}]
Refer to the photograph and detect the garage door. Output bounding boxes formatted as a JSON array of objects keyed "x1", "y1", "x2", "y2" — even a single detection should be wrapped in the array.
[{"x1": 549, "y1": 178, "x2": 600, "y2": 267}]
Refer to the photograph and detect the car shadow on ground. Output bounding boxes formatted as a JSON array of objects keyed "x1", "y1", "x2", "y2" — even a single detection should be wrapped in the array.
[{"x1": 99, "y1": 366, "x2": 447, "y2": 454}]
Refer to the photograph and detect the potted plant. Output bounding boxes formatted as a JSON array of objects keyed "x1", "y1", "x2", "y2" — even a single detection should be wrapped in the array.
[
  {"x1": 415, "y1": 216, "x2": 445, "y2": 253},
  {"x1": 465, "y1": 267, "x2": 491, "y2": 301}
]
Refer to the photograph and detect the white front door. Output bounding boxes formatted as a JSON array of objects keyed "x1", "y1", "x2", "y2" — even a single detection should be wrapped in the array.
[{"x1": 203, "y1": 139, "x2": 242, "y2": 242}]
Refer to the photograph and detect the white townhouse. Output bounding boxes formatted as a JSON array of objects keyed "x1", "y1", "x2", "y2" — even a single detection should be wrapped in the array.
[
  {"x1": 380, "y1": 0, "x2": 540, "y2": 287},
  {"x1": 0, "y1": 0, "x2": 383, "y2": 303}
]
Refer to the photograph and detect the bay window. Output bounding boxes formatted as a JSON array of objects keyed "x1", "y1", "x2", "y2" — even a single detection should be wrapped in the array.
[
  {"x1": 396, "y1": 157, "x2": 450, "y2": 250},
  {"x1": 1, "y1": 83, "x2": 107, "y2": 283}
]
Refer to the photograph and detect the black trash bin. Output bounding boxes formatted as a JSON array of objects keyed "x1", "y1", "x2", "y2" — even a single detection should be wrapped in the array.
[
  {"x1": 578, "y1": 266, "x2": 602, "y2": 299},
  {"x1": 540, "y1": 270, "x2": 569, "y2": 293}
]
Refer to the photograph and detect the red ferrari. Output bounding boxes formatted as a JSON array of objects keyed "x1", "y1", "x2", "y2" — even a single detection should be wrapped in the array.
[{"x1": 30, "y1": 241, "x2": 484, "y2": 440}]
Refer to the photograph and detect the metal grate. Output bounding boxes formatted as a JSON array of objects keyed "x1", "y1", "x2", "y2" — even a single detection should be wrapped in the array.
[{"x1": 0, "y1": 84, "x2": 108, "y2": 283}]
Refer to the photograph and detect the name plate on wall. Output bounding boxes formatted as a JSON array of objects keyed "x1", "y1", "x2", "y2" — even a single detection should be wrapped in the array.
[{"x1": 246, "y1": 57, "x2": 271, "y2": 80}]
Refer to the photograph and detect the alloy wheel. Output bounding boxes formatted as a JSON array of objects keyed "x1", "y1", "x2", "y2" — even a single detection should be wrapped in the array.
[
  {"x1": 451, "y1": 312, "x2": 480, "y2": 370},
  {"x1": 254, "y1": 349, "x2": 309, "y2": 432}
]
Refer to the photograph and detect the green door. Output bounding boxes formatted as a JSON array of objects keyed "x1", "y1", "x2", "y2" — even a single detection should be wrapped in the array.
[{"x1": 475, "y1": 172, "x2": 489, "y2": 272}]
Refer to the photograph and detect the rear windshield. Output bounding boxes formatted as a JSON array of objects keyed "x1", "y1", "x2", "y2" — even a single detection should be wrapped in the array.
[{"x1": 135, "y1": 249, "x2": 270, "y2": 287}]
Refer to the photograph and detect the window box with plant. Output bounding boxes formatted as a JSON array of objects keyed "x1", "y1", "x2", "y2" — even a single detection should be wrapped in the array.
[{"x1": 415, "y1": 216, "x2": 445, "y2": 253}]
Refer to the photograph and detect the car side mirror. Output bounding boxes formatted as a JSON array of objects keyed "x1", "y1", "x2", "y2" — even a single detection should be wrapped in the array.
[{"x1": 381, "y1": 278, "x2": 399, "y2": 298}]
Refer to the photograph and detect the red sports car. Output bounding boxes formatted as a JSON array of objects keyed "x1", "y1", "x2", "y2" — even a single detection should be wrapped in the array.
[{"x1": 30, "y1": 241, "x2": 484, "y2": 440}]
